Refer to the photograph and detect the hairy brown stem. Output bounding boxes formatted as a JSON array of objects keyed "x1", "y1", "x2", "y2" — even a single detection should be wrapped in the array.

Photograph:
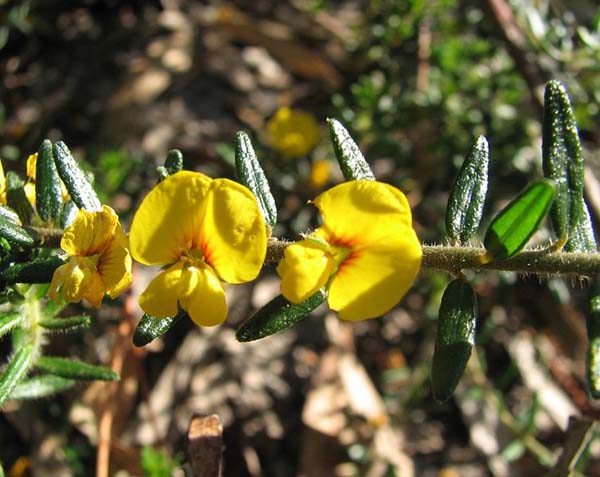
[{"x1": 266, "y1": 239, "x2": 600, "y2": 277}]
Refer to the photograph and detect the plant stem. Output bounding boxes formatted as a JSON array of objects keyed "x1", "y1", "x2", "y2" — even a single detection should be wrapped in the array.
[{"x1": 266, "y1": 239, "x2": 600, "y2": 276}]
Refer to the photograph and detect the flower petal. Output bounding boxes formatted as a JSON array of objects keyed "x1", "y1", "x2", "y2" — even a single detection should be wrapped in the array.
[
  {"x1": 61, "y1": 205, "x2": 118, "y2": 256},
  {"x1": 99, "y1": 233, "x2": 132, "y2": 299},
  {"x1": 82, "y1": 271, "x2": 105, "y2": 308},
  {"x1": 314, "y1": 181, "x2": 414, "y2": 246},
  {"x1": 130, "y1": 171, "x2": 212, "y2": 266},
  {"x1": 138, "y1": 261, "x2": 184, "y2": 317},
  {"x1": 179, "y1": 267, "x2": 227, "y2": 327},
  {"x1": 277, "y1": 240, "x2": 334, "y2": 303},
  {"x1": 200, "y1": 178, "x2": 266, "y2": 283},
  {"x1": 50, "y1": 257, "x2": 96, "y2": 305},
  {"x1": 328, "y1": 231, "x2": 422, "y2": 321}
]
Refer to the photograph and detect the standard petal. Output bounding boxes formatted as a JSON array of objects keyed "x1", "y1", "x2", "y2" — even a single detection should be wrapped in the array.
[
  {"x1": 61, "y1": 205, "x2": 118, "y2": 256},
  {"x1": 179, "y1": 267, "x2": 227, "y2": 327},
  {"x1": 276, "y1": 240, "x2": 334, "y2": 303},
  {"x1": 200, "y1": 178, "x2": 267, "y2": 283},
  {"x1": 138, "y1": 261, "x2": 184, "y2": 317},
  {"x1": 314, "y1": 181, "x2": 414, "y2": 246},
  {"x1": 328, "y1": 230, "x2": 422, "y2": 321},
  {"x1": 130, "y1": 171, "x2": 212, "y2": 266}
]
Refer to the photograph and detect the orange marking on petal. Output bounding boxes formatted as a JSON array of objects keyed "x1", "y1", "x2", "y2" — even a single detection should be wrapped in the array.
[{"x1": 337, "y1": 250, "x2": 360, "y2": 275}]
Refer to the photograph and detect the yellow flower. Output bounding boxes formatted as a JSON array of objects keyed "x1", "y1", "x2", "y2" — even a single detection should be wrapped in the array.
[
  {"x1": 267, "y1": 107, "x2": 319, "y2": 158},
  {"x1": 309, "y1": 159, "x2": 332, "y2": 190},
  {"x1": 24, "y1": 153, "x2": 37, "y2": 205},
  {"x1": 0, "y1": 159, "x2": 6, "y2": 204},
  {"x1": 129, "y1": 171, "x2": 267, "y2": 327},
  {"x1": 49, "y1": 205, "x2": 132, "y2": 307},
  {"x1": 277, "y1": 180, "x2": 422, "y2": 321}
]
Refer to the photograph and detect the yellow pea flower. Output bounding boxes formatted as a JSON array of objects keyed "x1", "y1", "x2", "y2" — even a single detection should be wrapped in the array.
[
  {"x1": 24, "y1": 152, "x2": 37, "y2": 205},
  {"x1": 49, "y1": 205, "x2": 132, "y2": 307},
  {"x1": 129, "y1": 171, "x2": 267, "y2": 327},
  {"x1": 0, "y1": 159, "x2": 6, "y2": 204},
  {"x1": 267, "y1": 107, "x2": 319, "y2": 158},
  {"x1": 309, "y1": 159, "x2": 332, "y2": 190},
  {"x1": 277, "y1": 180, "x2": 422, "y2": 321}
]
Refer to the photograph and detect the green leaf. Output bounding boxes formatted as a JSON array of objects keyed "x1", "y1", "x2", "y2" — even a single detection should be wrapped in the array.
[
  {"x1": 327, "y1": 118, "x2": 375, "y2": 181},
  {"x1": 53, "y1": 141, "x2": 101, "y2": 211},
  {"x1": 446, "y1": 135, "x2": 489, "y2": 244},
  {"x1": 542, "y1": 80, "x2": 584, "y2": 242},
  {"x1": 0, "y1": 204, "x2": 21, "y2": 224},
  {"x1": 133, "y1": 311, "x2": 186, "y2": 347},
  {"x1": 35, "y1": 356, "x2": 119, "y2": 381},
  {"x1": 0, "y1": 256, "x2": 64, "y2": 284},
  {"x1": 234, "y1": 131, "x2": 277, "y2": 227},
  {"x1": 564, "y1": 201, "x2": 597, "y2": 252},
  {"x1": 0, "y1": 344, "x2": 34, "y2": 406},
  {"x1": 39, "y1": 315, "x2": 91, "y2": 332},
  {"x1": 587, "y1": 278, "x2": 600, "y2": 398},
  {"x1": 484, "y1": 179, "x2": 557, "y2": 260},
  {"x1": 0, "y1": 313, "x2": 22, "y2": 339},
  {"x1": 164, "y1": 149, "x2": 183, "y2": 176},
  {"x1": 8, "y1": 374, "x2": 76, "y2": 400},
  {"x1": 36, "y1": 139, "x2": 63, "y2": 221},
  {"x1": 6, "y1": 171, "x2": 34, "y2": 226},
  {"x1": 0, "y1": 215, "x2": 34, "y2": 248},
  {"x1": 431, "y1": 279, "x2": 477, "y2": 402},
  {"x1": 236, "y1": 290, "x2": 326, "y2": 342},
  {"x1": 60, "y1": 200, "x2": 79, "y2": 228}
]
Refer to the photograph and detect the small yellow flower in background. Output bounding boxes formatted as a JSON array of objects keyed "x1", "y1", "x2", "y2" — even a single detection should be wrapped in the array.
[
  {"x1": 24, "y1": 152, "x2": 69, "y2": 207},
  {"x1": 49, "y1": 205, "x2": 132, "y2": 307},
  {"x1": 277, "y1": 180, "x2": 422, "y2": 321},
  {"x1": 24, "y1": 152, "x2": 37, "y2": 205},
  {"x1": 267, "y1": 107, "x2": 319, "y2": 158},
  {"x1": 0, "y1": 160, "x2": 6, "y2": 205},
  {"x1": 129, "y1": 171, "x2": 267, "y2": 327},
  {"x1": 309, "y1": 159, "x2": 332, "y2": 190}
]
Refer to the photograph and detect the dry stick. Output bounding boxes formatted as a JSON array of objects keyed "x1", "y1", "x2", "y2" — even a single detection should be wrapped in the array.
[
  {"x1": 187, "y1": 415, "x2": 224, "y2": 477},
  {"x1": 95, "y1": 292, "x2": 136, "y2": 477},
  {"x1": 485, "y1": 0, "x2": 550, "y2": 114},
  {"x1": 548, "y1": 417, "x2": 597, "y2": 477}
]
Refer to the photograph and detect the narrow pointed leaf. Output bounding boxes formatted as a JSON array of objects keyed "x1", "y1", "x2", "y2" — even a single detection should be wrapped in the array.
[
  {"x1": 542, "y1": 80, "x2": 584, "y2": 242},
  {"x1": 0, "y1": 215, "x2": 34, "y2": 248},
  {"x1": 8, "y1": 375, "x2": 76, "y2": 400},
  {"x1": 235, "y1": 132, "x2": 277, "y2": 227},
  {"x1": 39, "y1": 315, "x2": 91, "y2": 332},
  {"x1": 236, "y1": 290, "x2": 326, "y2": 342},
  {"x1": 0, "y1": 344, "x2": 34, "y2": 406},
  {"x1": 587, "y1": 278, "x2": 600, "y2": 398},
  {"x1": 565, "y1": 201, "x2": 597, "y2": 252},
  {"x1": 484, "y1": 179, "x2": 557, "y2": 260},
  {"x1": 446, "y1": 136, "x2": 489, "y2": 243},
  {"x1": 133, "y1": 311, "x2": 187, "y2": 347},
  {"x1": 60, "y1": 200, "x2": 79, "y2": 229},
  {"x1": 432, "y1": 279, "x2": 477, "y2": 402},
  {"x1": 53, "y1": 141, "x2": 101, "y2": 211},
  {"x1": 0, "y1": 313, "x2": 22, "y2": 338},
  {"x1": 6, "y1": 172, "x2": 34, "y2": 226},
  {"x1": 0, "y1": 256, "x2": 64, "y2": 284},
  {"x1": 35, "y1": 356, "x2": 119, "y2": 381},
  {"x1": 0, "y1": 205, "x2": 20, "y2": 224},
  {"x1": 36, "y1": 139, "x2": 63, "y2": 221},
  {"x1": 327, "y1": 118, "x2": 375, "y2": 181}
]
